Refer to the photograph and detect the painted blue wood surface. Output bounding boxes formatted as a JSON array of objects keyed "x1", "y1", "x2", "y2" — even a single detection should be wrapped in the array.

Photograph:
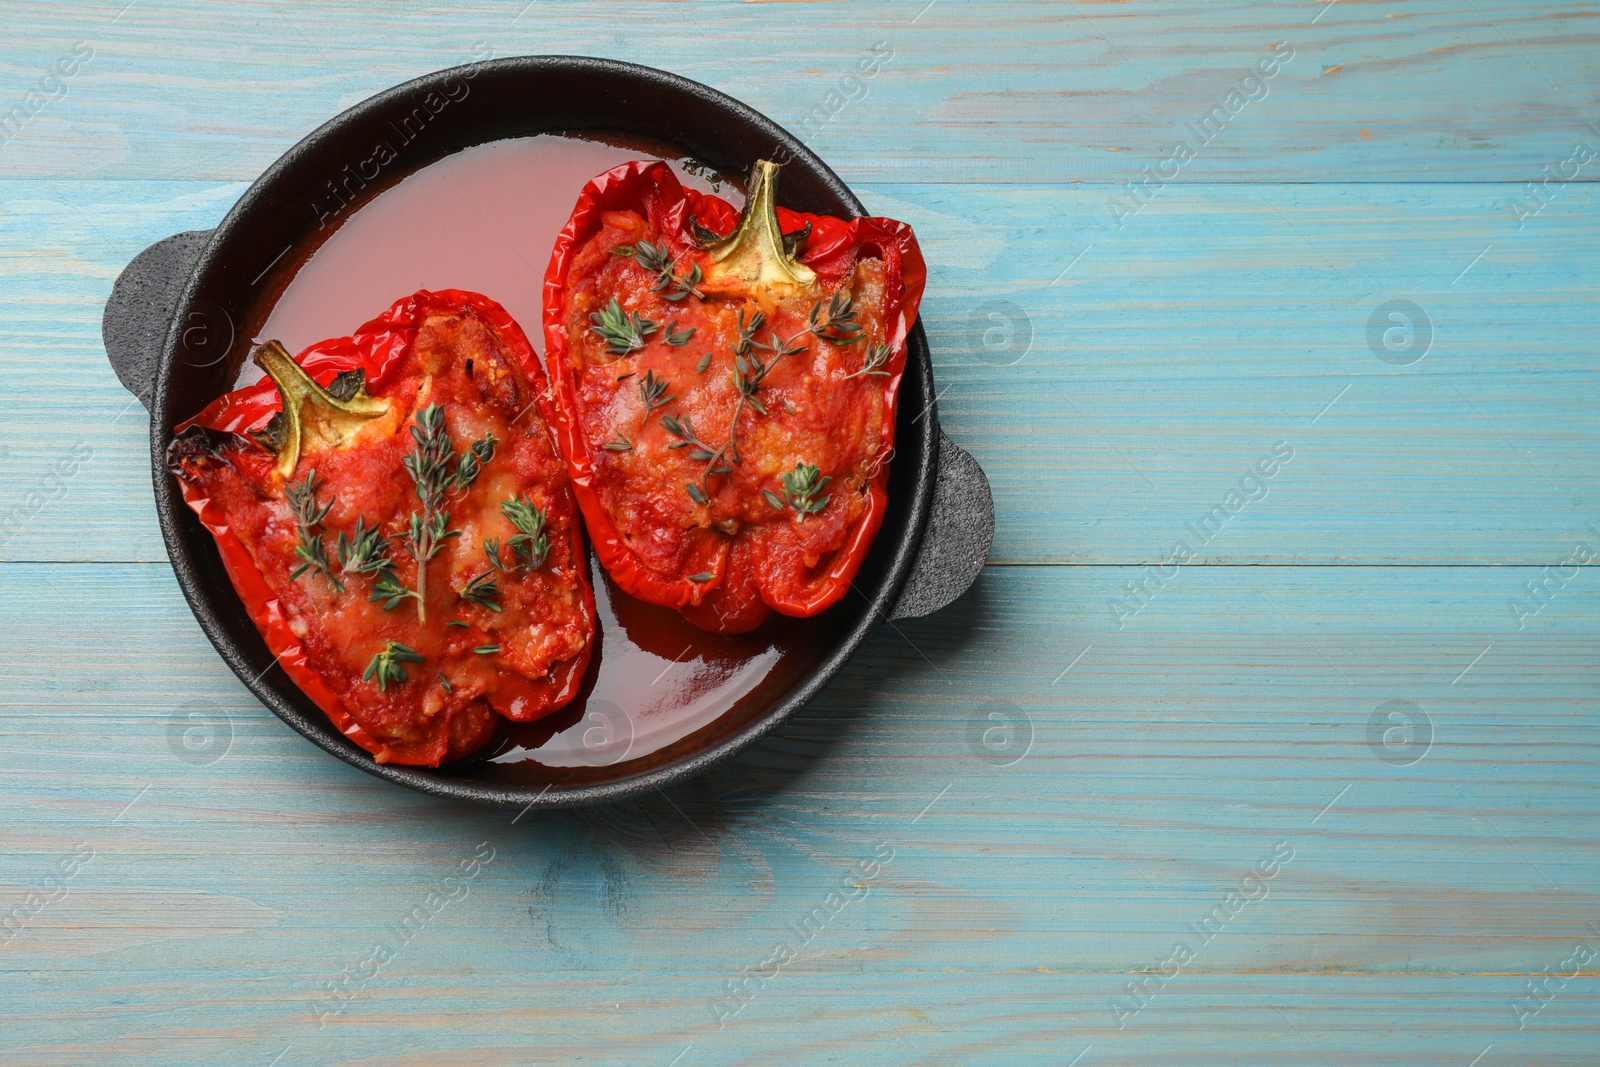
[{"x1": 2, "y1": 2, "x2": 1597, "y2": 1066}]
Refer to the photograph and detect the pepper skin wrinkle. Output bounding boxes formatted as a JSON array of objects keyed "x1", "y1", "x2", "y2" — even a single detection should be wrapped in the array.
[
  {"x1": 168, "y1": 290, "x2": 596, "y2": 766},
  {"x1": 544, "y1": 160, "x2": 927, "y2": 633}
]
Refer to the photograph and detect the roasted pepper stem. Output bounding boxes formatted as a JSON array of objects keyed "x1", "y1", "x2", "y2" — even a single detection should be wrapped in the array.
[
  {"x1": 703, "y1": 160, "x2": 818, "y2": 294},
  {"x1": 252, "y1": 340, "x2": 391, "y2": 479}
]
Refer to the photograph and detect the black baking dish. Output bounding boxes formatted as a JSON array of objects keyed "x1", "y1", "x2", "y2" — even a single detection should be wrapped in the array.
[{"x1": 102, "y1": 56, "x2": 993, "y2": 809}]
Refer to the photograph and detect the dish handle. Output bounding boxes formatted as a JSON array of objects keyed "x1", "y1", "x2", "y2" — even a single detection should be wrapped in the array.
[
  {"x1": 889, "y1": 431, "x2": 994, "y2": 620},
  {"x1": 102, "y1": 229, "x2": 215, "y2": 411}
]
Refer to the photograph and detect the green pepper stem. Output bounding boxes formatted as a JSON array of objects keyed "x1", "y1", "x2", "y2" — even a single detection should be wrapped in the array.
[
  {"x1": 253, "y1": 340, "x2": 390, "y2": 479},
  {"x1": 703, "y1": 160, "x2": 818, "y2": 294}
]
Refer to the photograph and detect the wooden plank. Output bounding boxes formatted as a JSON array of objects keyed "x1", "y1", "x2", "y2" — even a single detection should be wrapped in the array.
[
  {"x1": 1, "y1": 179, "x2": 1595, "y2": 564},
  {"x1": 1, "y1": 1, "x2": 1596, "y2": 184},
  {"x1": 1, "y1": 561, "x2": 1594, "y2": 1061},
  {"x1": 3, "y1": 3, "x2": 1596, "y2": 1063}
]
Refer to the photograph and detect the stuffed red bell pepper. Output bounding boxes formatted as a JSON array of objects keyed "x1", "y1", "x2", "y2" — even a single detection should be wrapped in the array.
[
  {"x1": 168, "y1": 290, "x2": 596, "y2": 766},
  {"x1": 543, "y1": 159, "x2": 927, "y2": 633}
]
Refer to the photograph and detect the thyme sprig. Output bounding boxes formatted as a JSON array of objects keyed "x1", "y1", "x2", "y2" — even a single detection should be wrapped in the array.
[
  {"x1": 336, "y1": 516, "x2": 390, "y2": 578},
  {"x1": 286, "y1": 470, "x2": 344, "y2": 592},
  {"x1": 457, "y1": 569, "x2": 502, "y2": 612},
  {"x1": 590, "y1": 297, "x2": 658, "y2": 357},
  {"x1": 393, "y1": 404, "x2": 495, "y2": 621},
  {"x1": 844, "y1": 341, "x2": 893, "y2": 379},
  {"x1": 638, "y1": 370, "x2": 675, "y2": 421},
  {"x1": 658, "y1": 296, "x2": 859, "y2": 505},
  {"x1": 659, "y1": 412, "x2": 727, "y2": 470},
  {"x1": 613, "y1": 240, "x2": 704, "y2": 301},
  {"x1": 485, "y1": 494, "x2": 549, "y2": 573},
  {"x1": 364, "y1": 641, "x2": 423, "y2": 691},
  {"x1": 336, "y1": 515, "x2": 411, "y2": 608},
  {"x1": 807, "y1": 291, "x2": 864, "y2": 345},
  {"x1": 777, "y1": 462, "x2": 831, "y2": 517}
]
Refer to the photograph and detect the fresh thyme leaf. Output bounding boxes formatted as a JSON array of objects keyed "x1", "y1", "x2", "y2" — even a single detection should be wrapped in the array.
[
  {"x1": 589, "y1": 297, "x2": 658, "y2": 357},
  {"x1": 844, "y1": 341, "x2": 893, "y2": 379},
  {"x1": 688, "y1": 572, "x2": 713, "y2": 582},
  {"x1": 498, "y1": 494, "x2": 550, "y2": 570},
  {"x1": 780, "y1": 462, "x2": 832, "y2": 517},
  {"x1": 810, "y1": 290, "x2": 863, "y2": 344},
  {"x1": 285, "y1": 470, "x2": 344, "y2": 592},
  {"x1": 370, "y1": 571, "x2": 417, "y2": 611},
  {"x1": 473, "y1": 644, "x2": 501, "y2": 655},
  {"x1": 603, "y1": 434, "x2": 635, "y2": 453},
  {"x1": 438, "y1": 671, "x2": 454, "y2": 693},
  {"x1": 631, "y1": 239, "x2": 672, "y2": 276},
  {"x1": 763, "y1": 489, "x2": 785, "y2": 510},
  {"x1": 615, "y1": 372, "x2": 635, "y2": 382},
  {"x1": 458, "y1": 569, "x2": 502, "y2": 612},
  {"x1": 663, "y1": 320, "x2": 696, "y2": 346},
  {"x1": 393, "y1": 403, "x2": 487, "y2": 621},
  {"x1": 336, "y1": 516, "x2": 392, "y2": 578},
  {"x1": 453, "y1": 431, "x2": 499, "y2": 489},
  {"x1": 664, "y1": 262, "x2": 704, "y2": 302},
  {"x1": 661, "y1": 413, "x2": 705, "y2": 450},
  {"x1": 638, "y1": 369, "x2": 675, "y2": 420},
  {"x1": 619, "y1": 240, "x2": 705, "y2": 302},
  {"x1": 446, "y1": 620, "x2": 469, "y2": 628},
  {"x1": 364, "y1": 641, "x2": 422, "y2": 690},
  {"x1": 656, "y1": 294, "x2": 870, "y2": 499},
  {"x1": 733, "y1": 309, "x2": 766, "y2": 358}
]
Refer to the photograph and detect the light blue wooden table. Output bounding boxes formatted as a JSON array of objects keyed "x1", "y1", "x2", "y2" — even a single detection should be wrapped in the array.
[{"x1": 2, "y1": 2, "x2": 1596, "y2": 1064}]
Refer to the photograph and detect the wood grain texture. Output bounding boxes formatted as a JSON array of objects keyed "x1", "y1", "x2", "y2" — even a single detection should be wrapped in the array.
[
  {"x1": 3, "y1": 1, "x2": 1599, "y2": 183},
  {"x1": 1, "y1": 562, "x2": 1596, "y2": 1063},
  {"x1": 2, "y1": 180, "x2": 1596, "y2": 565},
  {"x1": 2, "y1": 1, "x2": 1597, "y2": 1065}
]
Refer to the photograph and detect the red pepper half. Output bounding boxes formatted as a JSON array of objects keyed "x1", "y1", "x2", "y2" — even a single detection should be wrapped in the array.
[
  {"x1": 543, "y1": 160, "x2": 927, "y2": 632},
  {"x1": 169, "y1": 290, "x2": 596, "y2": 766}
]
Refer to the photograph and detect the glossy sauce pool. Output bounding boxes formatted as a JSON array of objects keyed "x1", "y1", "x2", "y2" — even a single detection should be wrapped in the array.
[{"x1": 241, "y1": 134, "x2": 835, "y2": 784}]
